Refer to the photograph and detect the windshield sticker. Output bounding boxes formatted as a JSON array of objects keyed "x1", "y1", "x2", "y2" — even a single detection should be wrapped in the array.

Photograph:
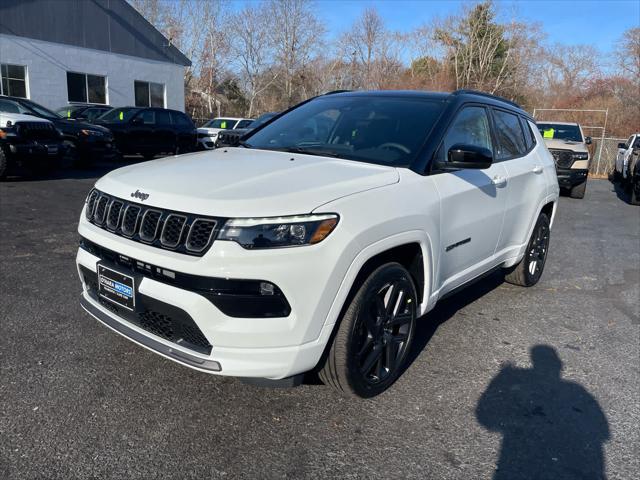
[
  {"x1": 221, "y1": 121, "x2": 227, "y2": 129},
  {"x1": 67, "y1": 110, "x2": 71, "y2": 118},
  {"x1": 543, "y1": 128, "x2": 555, "y2": 139},
  {"x1": 119, "y1": 111, "x2": 124, "y2": 121}
]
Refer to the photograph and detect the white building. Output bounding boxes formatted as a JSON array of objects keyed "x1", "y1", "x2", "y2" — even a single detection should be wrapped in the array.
[{"x1": 0, "y1": 0, "x2": 190, "y2": 111}]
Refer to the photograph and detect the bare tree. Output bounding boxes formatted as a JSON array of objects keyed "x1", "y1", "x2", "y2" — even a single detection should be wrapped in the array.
[
  {"x1": 615, "y1": 27, "x2": 640, "y2": 83},
  {"x1": 229, "y1": 4, "x2": 278, "y2": 117},
  {"x1": 342, "y1": 7, "x2": 386, "y2": 89},
  {"x1": 268, "y1": 0, "x2": 325, "y2": 106}
]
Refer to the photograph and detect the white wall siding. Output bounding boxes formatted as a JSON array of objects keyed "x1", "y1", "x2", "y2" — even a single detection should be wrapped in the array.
[{"x1": 0, "y1": 34, "x2": 185, "y2": 111}]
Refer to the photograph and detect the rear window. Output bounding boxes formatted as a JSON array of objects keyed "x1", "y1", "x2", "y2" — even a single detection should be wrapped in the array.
[
  {"x1": 493, "y1": 109, "x2": 526, "y2": 159},
  {"x1": 244, "y1": 95, "x2": 445, "y2": 167}
]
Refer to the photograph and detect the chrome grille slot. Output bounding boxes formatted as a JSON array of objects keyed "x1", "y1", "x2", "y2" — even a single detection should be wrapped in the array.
[
  {"x1": 139, "y1": 210, "x2": 162, "y2": 242},
  {"x1": 85, "y1": 189, "x2": 100, "y2": 220},
  {"x1": 93, "y1": 195, "x2": 110, "y2": 225},
  {"x1": 121, "y1": 205, "x2": 141, "y2": 236},
  {"x1": 160, "y1": 214, "x2": 187, "y2": 248},
  {"x1": 186, "y1": 219, "x2": 217, "y2": 253},
  {"x1": 106, "y1": 200, "x2": 124, "y2": 230},
  {"x1": 83, "y1": 190, "x2": 222, "y2": 255}
]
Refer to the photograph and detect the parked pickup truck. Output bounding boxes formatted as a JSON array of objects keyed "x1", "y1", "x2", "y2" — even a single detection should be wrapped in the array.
[
  {"x1": 76, "y1": 90, "x2": 559, "y2": 398},
  {"x1": 0, "y1": 111, "x2": 65, "y2": 179},
  {"x1": 537, "y1": 121, "x2": 591, "y2": 199},
  {"x1": 613, "y1": 133, "x2": 640, "y2": 183}
]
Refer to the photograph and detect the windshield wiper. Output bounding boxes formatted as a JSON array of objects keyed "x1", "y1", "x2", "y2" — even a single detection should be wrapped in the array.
[{"x1": 282, "y1": 146, "x2": 341, "y2": 158}]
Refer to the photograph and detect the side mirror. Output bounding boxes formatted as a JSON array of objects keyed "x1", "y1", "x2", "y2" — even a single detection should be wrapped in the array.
[
  {"x1": 585, "y1": 136, "x2": 592, "y2": 145},
  {"x1": 131, "y1": 117, "x2": 143, "y2": 125},
  {"x1": 618, "y1": 142, "x2": 628, "y2": 149},
  {"x1": 446, "y1": 144, "x2": 493, "y2": 169}
]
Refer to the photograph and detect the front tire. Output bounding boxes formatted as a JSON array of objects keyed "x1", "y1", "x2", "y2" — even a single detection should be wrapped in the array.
[
  {"x1": 569, "y1": 180, "x2": 587, "y2": 199},
  {"x1": 504, "y1": 212, "x2": 550, "y2": 287},
  {"x1": 0, "y1": 147, "x2": 9, "y2": 180},
  {"x1": 319, "y1": 263, "x2": 417, "y2": 398}
]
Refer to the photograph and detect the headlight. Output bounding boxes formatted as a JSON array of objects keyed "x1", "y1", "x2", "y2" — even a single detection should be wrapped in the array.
[
  {"x1": 572, "y1": 152, "x2": 588, "y2": 160},
  {"x1": 219, "y1": 214, "x2": 339, "y2": 249},
  {"x1": 80, "y1": 129, "x2": 103, "y2": 137}
]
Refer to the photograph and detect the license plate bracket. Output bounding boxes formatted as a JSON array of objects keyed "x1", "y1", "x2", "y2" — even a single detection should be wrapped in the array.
[{"x1": 98, "y1": 264, "x2": 136, "y2": 311}]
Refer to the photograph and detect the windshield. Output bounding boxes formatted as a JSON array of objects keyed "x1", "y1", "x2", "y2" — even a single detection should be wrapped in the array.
[
  {"x1": 244, "y1": 96, "x2": 444, "y2": 166},
  {"x1": 99, "y1": 107, "x2": 140, "y2": 122},
  {"x1": 537, "y1": 123, "x2": 584, "y2": 142},
  {"x1": 56, "y1": 106, "x2": 84, "y2": 118},
  {"x1": 252, "y1": 112, "x2": 278, "y2": 127},
  {"x1": 203, "y1": 118, "x2": 238, "y2": 129},
  {"x1": 18, "y1": 99, "x2": 61, "y2": 119}
]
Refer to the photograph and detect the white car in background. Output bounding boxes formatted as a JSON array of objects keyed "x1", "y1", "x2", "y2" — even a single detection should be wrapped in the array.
[
  {"x1": 197, "y1": 117, "x2": 254, "y2": 150},
  {"x1": 614, "y1": 133, "x2": 640, "y2": 182}
]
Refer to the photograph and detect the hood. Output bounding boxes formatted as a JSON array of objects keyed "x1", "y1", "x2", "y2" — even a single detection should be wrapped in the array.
[
  {"x1": 197, "y1": 127, "x2": 224, "y2": 135},
  {"x1": 543, "y1": 138, "x2": 588, "y2": 153},
  {"x1": 56, "y1": 117, "x2": 110, "y2": 133},
  {"x1": 0, "y1": 113, "x2": 51, "y2": 125},
  {"x1": 95, "y1": 148, "x2": 399, "y2": 217}
]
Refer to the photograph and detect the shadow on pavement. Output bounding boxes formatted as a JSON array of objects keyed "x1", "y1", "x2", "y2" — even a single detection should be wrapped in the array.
[{"x1": 476, "y1": 345, "x2": 609, "y2": 480}]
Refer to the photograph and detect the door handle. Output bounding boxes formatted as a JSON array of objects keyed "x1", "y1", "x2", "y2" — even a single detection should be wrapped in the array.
[
  {"x1": 492, "y1": 175, "x2": 507, "y2": 187},
  {"x1": 532, "y1": 165, "x2": 543, "y2": 174}
]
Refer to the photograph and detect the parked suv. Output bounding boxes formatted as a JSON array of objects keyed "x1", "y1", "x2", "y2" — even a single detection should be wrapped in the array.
[
  {"x1": 537, "y1": 121, "x2": 591, "y2": 199},
  {"x1": 197, "y1": 117, "x2": 253, "y2": 150},
  {"x1": 613, "y1": 133, "x2": 640, "y2": 184},
  {"x1": 95, "y1": 107, "x2": 197, "y2": 159},
  {"x1": 0, "y1": 95, "x2": 115, "y2": 165},
  {"x1": 0, "y1": 111, "x2": 64, "y2": 179},
  {"x1": 76, "y1": 90, "x2": 559, "y2": 397}
]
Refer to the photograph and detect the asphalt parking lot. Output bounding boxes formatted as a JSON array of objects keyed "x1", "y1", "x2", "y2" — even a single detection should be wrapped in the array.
[{"x1": 1, "y1": 166, "x2": 638, "y2": 479}]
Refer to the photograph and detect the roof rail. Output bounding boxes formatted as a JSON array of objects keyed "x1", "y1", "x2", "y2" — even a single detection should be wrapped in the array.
[
  {"x1": 452, "y1": 89, "x2": 522, "y2": 110},
  {"x1": 322, "y1": 90, "x2": 352, "y2": 96}
]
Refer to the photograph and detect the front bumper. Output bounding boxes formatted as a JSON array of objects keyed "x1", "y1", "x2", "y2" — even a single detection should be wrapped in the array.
[
  {"x1": 75, "y1": 216, "x2": 346, "y2": 378},
  {"x1": 8, "y1": 140, "x2": 65, "y2": 159},
  {"x1": 556, "y1": 168, "x2": 588, "y2": 188}
]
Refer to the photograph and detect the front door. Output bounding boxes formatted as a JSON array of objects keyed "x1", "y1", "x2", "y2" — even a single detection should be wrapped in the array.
[{"x1": 434, "y1": 105, "x2": 508, "y2": 293}]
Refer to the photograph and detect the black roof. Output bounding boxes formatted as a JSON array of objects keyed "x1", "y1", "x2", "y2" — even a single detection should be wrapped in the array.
[
  {"x1": 0, "y1": 0, "x2": 191, "y2": 67},
  {"x1": 324, "y1": 89, "x2": 530, "y2": 119}
]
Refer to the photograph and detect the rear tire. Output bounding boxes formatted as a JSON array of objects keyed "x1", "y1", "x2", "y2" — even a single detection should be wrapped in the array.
[
  {"x1": 569, "y1": 180, "x2": 587, "y2": 199},
  {"x1": 504, "y1": 212, "x2": 550, "y2": 287},
  {"x1": 319, "y1": 263, "x2": 417, "y2": 398},
  {"x1": 630, "y1": 184, "x2": 640, "y2": 206}
]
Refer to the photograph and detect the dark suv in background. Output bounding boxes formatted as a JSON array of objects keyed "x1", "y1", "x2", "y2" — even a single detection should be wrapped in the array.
[
  {"x1": 56, "y1": 104, "x2": 113, "y2": 123},
  {"x1": 95, "y1": 107, "x2": 197, "y2": 159},
  {"x1": 0, "y1": 95, "x2": 115, "y2": 165}
]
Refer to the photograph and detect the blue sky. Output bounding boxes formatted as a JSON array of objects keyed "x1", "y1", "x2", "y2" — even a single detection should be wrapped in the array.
[{"x1": 312, "y1": 0, "x2": 639, "y2": 54}]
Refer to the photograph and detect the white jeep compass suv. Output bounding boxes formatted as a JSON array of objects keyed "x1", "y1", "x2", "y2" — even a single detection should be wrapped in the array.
[{"x1": 76, "y1": 90, "x2": 559, "y2": 398}]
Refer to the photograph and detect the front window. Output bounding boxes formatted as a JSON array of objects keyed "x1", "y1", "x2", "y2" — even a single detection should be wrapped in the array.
[
  {"x1": 1, "y1": 64, "x2": 28, "y2": 98},
  {"x1": 537, "y1": 123, "x2": 584, "y2": 143},
  {"x1": 99, "y1": 107, "x2": 139, "y2": 122},
  {"x1": 66, "y1": 72, "x2": 107, "y2": 104},
  {"x1": 15, "y1": 98, "x2": 60, "y2": 120},
  {"x1": 203, "y1": 118, "x2": 238, "y2": 129},
  {"x1": 135, "y1": 81, "x2": 165, "y2": 107},
  {"x1": 56, "y1": 105, "x2": 86, "y2": 119},
  {"x1": 244, "y1": 95, "x2": 445, "y2": 166}
]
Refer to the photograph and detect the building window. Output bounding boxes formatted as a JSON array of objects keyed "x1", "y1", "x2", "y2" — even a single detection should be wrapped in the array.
[
  {"x1": 66, "y1": 72, "x2": 107, "y2": 104},
  {"x1": 135, "y1": 81, "x2": 165, "y2": 108},
  {"x1": 1, "y1": 64, "x2": 28, "y2": 98}
]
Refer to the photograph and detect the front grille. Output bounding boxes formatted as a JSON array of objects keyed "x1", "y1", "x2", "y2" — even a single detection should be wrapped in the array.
[
  {"x1": 81, "y1": 265, "x2": 212, "y2": 354},
  {"x1": 16, "y1": 121, "x2": 59, "y2": 141},
  {"x1": 549, "y1": 149, "x2": 574, "y2": 168},
  {"x1": 84, "y1": 189, "x2": 223, "y2": 256}
]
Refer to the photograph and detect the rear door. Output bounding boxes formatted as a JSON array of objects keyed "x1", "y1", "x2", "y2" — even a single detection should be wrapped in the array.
[
  {"x1": 130, "y1": 109, "x2": 155, "y2": 153},
  {"x1": 492, "y1": 109, "x2": 548, "y2": 254},
  {"x1": 153, "y1": 109, "x2": 174, "y2": 153},
  {"x1": 434, "y1": 105, "x2": 509, "y2": 291}
]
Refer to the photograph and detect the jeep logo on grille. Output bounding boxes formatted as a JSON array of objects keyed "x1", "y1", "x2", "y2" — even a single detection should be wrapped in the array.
[{"x1": 131, "y1": 190, "x2": 150, "y2": 201}]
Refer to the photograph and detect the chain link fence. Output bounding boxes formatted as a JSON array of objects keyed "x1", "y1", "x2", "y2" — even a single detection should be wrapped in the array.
[{"x1": 589, "y1": 137, "x2": 626, "y2": 177}]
